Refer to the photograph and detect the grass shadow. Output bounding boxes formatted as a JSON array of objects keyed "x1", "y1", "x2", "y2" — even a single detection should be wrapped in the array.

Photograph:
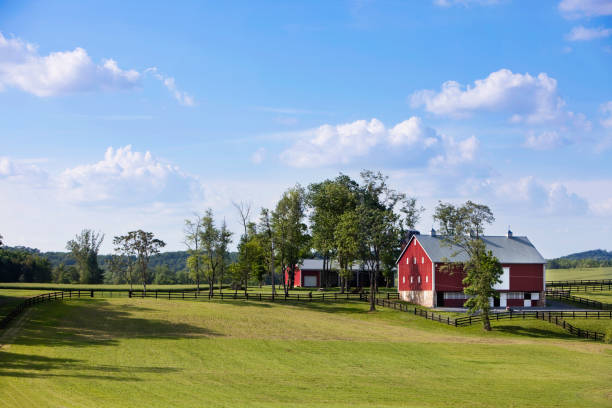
[
  {"x1": 0, "y1": 350, "x2": 180, "y2": 380},
  {"x1": 6, "y1": 299, "x2": 221, "y2": 349},
  {"x1": 491, "y1": 324, "x2": 576, "y2": 340}
]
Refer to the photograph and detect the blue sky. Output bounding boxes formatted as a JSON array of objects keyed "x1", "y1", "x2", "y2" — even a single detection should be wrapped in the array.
[{"x1": 0, "y1": 0, "x2": 611, "y2": 257}]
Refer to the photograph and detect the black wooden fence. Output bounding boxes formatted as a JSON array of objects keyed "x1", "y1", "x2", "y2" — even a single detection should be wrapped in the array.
[
  {"x1": 546, "y1": 290, "x2": 611, "y2": 310},
  {"x1": 128, "y1": 290, "x2": 400, "y2": 302},
  {"x1": 366, "y1": 296, "x2": 609, "y2": 341},
  {"x1": 546, "y1": 279, "x2": 612, "y2": 292},
  {"x1": 0, "y1": 291, "x2": 68, "y2": 330}
]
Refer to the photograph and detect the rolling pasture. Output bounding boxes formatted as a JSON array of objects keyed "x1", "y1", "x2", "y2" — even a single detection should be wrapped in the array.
[
  {"x1": 1, "y1": 295, "x2": 611, "y2": 408},
  {"x1": 546, "y1": 267, "x2": 612, "y2": 281}
]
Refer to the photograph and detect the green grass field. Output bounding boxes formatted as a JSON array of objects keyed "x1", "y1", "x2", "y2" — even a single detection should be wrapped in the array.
[
  {"x1": 547, "y1": 267, "x2": 612, "y2": 281},
  {"x1": 569, "y1": 290, "x2": 612, "y2": 304},
  {"x1": 0, "y1": 290, "x2": 54, "y2": 321},
  {"x1": 1, "y1": 295, "x2": 611, "y2": 408}
]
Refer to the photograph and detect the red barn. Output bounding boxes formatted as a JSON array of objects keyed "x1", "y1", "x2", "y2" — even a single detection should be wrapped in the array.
[{"x1": 396, "y1": 230, "x2": 546, "y2": 308}]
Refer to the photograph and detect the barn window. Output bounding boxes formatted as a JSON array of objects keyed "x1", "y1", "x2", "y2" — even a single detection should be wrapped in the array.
[
  {"x1": 410, "y1": 276, "x2": 413, "y2": 283},
  {"x1": 406, "y1": 257, "x2": 409, "y2": 265},
  {"x1": 425, "y1": 276, "x2": 429, "y2": 283},
  {"x1": 418, "y1": 276, "x2": 421, "y2": 284},
  {"x1": 414, "y1": 240, "x2": 417, "y2": 246},
  {"x1": 402, "y1": 276, "x2": 405, "y2": 284},
  {"x1": 413, "y1": 257, "x2": 417, "y2": 264},
  {"x1": 421, "y1": 257, "x2": 424, "y2": 264}
]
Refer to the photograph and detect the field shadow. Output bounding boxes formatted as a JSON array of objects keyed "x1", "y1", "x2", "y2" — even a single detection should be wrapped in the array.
[
  {"x1": 278, "y1": 300, "x2": 368, "y2": 315},
  {"x1": 0, "y1": 350, "x2": 180, "y2": 380},
  {"x1": 7, "y1": 299, "x2": 221, "y2": 348},
  {"x1": 491, "y1": 324, "x2": 575, "y2": 340}
]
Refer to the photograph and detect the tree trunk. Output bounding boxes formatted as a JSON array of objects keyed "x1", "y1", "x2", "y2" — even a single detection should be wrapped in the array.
[
  {"x1": 369, "y1": 271, "x2": 376, "y2": 312},
  {"x1": 482, "y1": 311, "x2": 491, "y2": 331},
  {"x1": 340, "y1": 275, "x2": 345, "y2": 294}
]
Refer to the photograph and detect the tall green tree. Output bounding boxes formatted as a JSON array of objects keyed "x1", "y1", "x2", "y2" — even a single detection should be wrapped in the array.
[
  {"x1": 199, "y1": 209, "x2": 232, "y2": 296},
  {"x1": 334, "y1": 210, "x2": 360, "y2": 293},
  {"x1": 272, "y1": 186, "x2": 309, "y2": 293},
  {"x1": 66, "y1": 229, "x2": 104, "y2": 284},
  {"x1": 184, "y1": 214, "x2": 205, "y2": 292},
  {"x1": 259, "y1": 208, "x2": 276, "y2": 294},
  {"x1": 307, "y1": 175, "x2": 358, "y2": 288},
  {"x1": 217, "y1": 220, "x2": 232, "y2": 293},
  {"x1": 357, "y1": 171, "x2": 420, "y2": 311},
  {"x1": 433, "y1": 200, "x2": 501, "y2": 331},
  {"x1": 115, "y1": 230, "x2": 165, "y2": 293},
  {"x1": 112, "y1": 235, "x2": 136, "y2": 289}
]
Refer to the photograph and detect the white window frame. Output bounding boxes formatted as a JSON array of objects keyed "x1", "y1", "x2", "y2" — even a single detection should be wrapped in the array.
[
  {"x1": 418, "y1": 276, "x2": 421, "y2": 284},
  {"x1": 413, "y1": 257, "x2": 417, "y2": 265},
  {"x1": 410, "y1": 276, "x2": 413, "y2": 283},
  {"x1": 421, "y1": 257, "x2": 424, "y2": 264},
  {"x1": 402, "y1": 276, "x2": 405, "y2": 284},
  {"x1": 425, "y1": 275, "x2": 428, "y2": 283}
]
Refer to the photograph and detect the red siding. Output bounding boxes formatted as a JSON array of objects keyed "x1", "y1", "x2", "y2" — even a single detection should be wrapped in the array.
[
  {"x1": 434, "y1": 264, "x2": 466, "y2": 292},
  {"x1": 397, "y1": 237, "x2": 433, "y2": 292},
  {"x1": 435, "y1": 263, "x2": 543, "y2": 292},
  {"x1": 508, "y1": 263, "x2": 544, "y2": 291},
  {"x1": 284, "y1": 268, "x2": 320, "y2": 287}
]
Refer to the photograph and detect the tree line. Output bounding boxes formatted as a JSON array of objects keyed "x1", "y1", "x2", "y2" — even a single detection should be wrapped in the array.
[{"x1": 0, "y1": 171, "x2": 509, "y2": 324}]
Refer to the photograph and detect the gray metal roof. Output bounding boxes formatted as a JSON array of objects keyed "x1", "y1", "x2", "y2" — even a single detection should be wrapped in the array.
[
  {"x1": 403, "y1": 235, "x2": 546, "y2": 264},
  {"x1": 299, "y1": 258, "x2": 372, "y2": 271}
]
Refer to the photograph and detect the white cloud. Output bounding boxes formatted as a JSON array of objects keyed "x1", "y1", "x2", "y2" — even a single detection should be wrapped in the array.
[
  {"x1": 388, "y1": 116, "x2": 438, "y2": 147},
  {"x1": 145, "y1": 68, "x2": 194, "y2": 107},
  {"x1": 0, "y1": 156, "x2": 47, "y2": 183},
  {"x1": 279, "y1": 117, "x2": 476, "y2": 168},
  {"x1": 601, "y1": 101, "x2": 612, "y2": 128},
  {"x1": 429, "y1": 135, "x2": 478, "y2": 167},
  {"x1": 0, "y1": 33, "x2": 140, "y2": 97},
  {"x1": 280, "y1": 118, "x2": 386, "y2": 167},
  {"x1": 496, "y1": 176, "x2": 588, "y2": 215},
  {"x1": 0, "y1": 33, "x2": 193, "y2": 105},
  {"x1": 57, "y1": 145, "x2": 197, "y2": 204},
  {"x1": 566, "y1": 25, "x2": 612, "y2": 41},
  {"x1": 523, "y1": 131, "x2": 569, "y2": 150},
  {"x1": 411, "y1": 69, "x2": 564, "y2": 123},
  {"x1": 559, "y1": 0, "x2": 612, "y2": 19},
  {"x1": 251, "y1": 147, "x2": 266, "y2": 164}
]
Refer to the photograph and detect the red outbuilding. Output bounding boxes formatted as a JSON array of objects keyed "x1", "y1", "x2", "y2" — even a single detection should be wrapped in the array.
[{"x1": 396, "y1": 229, "x2": 546, "y2": 308}]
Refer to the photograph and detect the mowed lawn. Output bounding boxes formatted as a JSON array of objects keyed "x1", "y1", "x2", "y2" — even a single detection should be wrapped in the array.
[
  {"x1": 547, "y1": 267, "x2": 612, "y2": 281},
  {"x1": 1, "y1": 297, "x2": 611, "y2": 408},
  {"x1": 0, "y1": 290, "x2": 54, "y2": 321}
]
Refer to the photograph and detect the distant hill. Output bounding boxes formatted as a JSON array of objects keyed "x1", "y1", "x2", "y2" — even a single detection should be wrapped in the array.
[
  {"x1": 559, "y1": 249, "x2": 612, "y2": 261},
  {"x1": 3, "y1": 246, "x2": 237, "y2": 272}
]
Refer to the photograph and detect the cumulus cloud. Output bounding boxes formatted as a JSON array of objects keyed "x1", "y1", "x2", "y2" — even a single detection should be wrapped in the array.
[
  {"x1": 0, "y1": 33, "x2": 140, "y2": 97},
  {"x1": 411, "y1": 69, "x2": 566, "y2": 123},
  {"x1": 0, "y1": 156, "x2": 47, "y2": 184},
  {"x1": 279, "y1": 117, "x2": 476, "y2": 168},
  {"x1": 566, "y1": 25, "x2": 612, "y2": 41},
  {"x1": 0, "y1": 33, "x2": 193, "y2": 105},
  {"x1": 57, "y1": 145, "x2": 197, "y2": 204},
  {"x1": 146, "y1": 68, "x2": 194, "y2": 106},
  {"x1": 429, "y1": 135, "x2": 478, "y2": 167},
  {"x1": 280, "y1": 118, "x2": 386, "y2": 167},
  {"x1": 496, "y1": 176, "x2": 588, "y2": 215},
  {"x1": 559, "y1": 0, "x2": 612, "y2": 19},
  {"x1": 601, "y1": 101, "x2": 612, "y2": 128}
]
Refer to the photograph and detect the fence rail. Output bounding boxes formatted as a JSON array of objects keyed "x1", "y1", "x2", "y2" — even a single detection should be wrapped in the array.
[
  {"x1": 363, "y1": 296, "x2": 609, "y2": 341},
  {"x1": 546, "y1": 290, "x2": 611, "y2": 310},
  {"x1": 0, "y1": 291, "x2": 69, "y2": 330},
  {"x1": 128, "y1": 290, "x2": 399, "y2": 302}
]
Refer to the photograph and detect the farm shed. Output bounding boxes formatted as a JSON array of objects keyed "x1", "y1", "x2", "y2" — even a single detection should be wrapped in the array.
[
  {"x1": 284, "y1": 259, "x2": 378, "y2": 288},
  {"x1": 396, "y1": 230, "x2": 546, "y2": 308}
]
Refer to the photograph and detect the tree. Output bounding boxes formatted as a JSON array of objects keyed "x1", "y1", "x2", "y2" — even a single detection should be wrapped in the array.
[
  {"x1": 463, "y1": 245, "x2": 503, "y2": 331},
  {"x1": 66, "y1": 229, "x2": 104, "y2": 284},
  {"x1": 334, "y1": 210, "x2": 360, "y2": 293},
  {"x1": 433, "y1": 201, "x2": 501, "y2": 331},
  {"x1": 112, "y1": 235, "x2": 136, "y2": 289},
  {"x1": 0, "y1": 233, "x2": 3, "y2": 246},
  {"x1": 307, "y1": 175, "x2": 358, "y2": 288},
  {"x1": 259, "y1": 208, "x2": 276, "y2": 294},
  {"x1": 272, "y1": 186, "x2": 309, "y2": 294},
  {"x1": 115, "y1": 230, "x2": 165, "y2": 293},
  {"x1": 184, "y1": 214, "x2": 205, "y2": 292},
  {"x1": 216, "y1": 220, "x2": 232, "y2": 293},
  {"x1": 357, "y1": 171, "x2": 419, "y2": 311},
  {"x1": 199, "y1": 209, "x2": 231, "y2": 296}
]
